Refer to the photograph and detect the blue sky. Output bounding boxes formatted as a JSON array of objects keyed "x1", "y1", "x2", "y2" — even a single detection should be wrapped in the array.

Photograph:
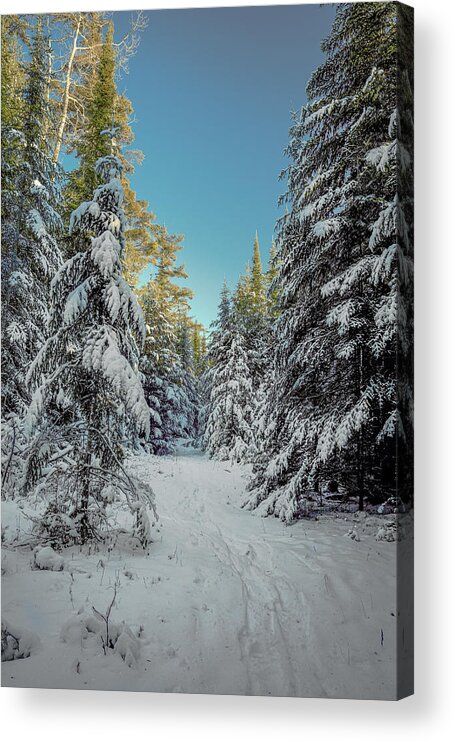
[{"x1": 113, "y1": 4, "x2": 336, "y2": 327}]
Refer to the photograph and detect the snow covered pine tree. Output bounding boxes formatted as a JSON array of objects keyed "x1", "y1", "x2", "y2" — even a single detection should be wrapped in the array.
[
  {"x1": 175, "y1": 319, "x2": 200, "y2": 440},
  {"x1": 203, "y1": 283, "x2": 253, "y2": 463},
  {"x1": 245, "y1": 2, "x2": 414, "y2": 521},
  {"x1": 139, "y1": 282, "x2": 199, "y2": 452},
  {"x1": 1, "y1": 20, "x2": 64, "y2": 501},
  {"x1": 1, "y1": 19, "x2": 63, "y2": 416},
  {"x1": 24, "y1": 130, "x2": 156, "y2": 546}
]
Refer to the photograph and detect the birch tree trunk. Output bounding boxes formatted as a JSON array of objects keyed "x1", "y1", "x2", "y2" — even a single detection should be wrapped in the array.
[{"x1": 53, "y1": 15, "x2": 81, "y2": 163}]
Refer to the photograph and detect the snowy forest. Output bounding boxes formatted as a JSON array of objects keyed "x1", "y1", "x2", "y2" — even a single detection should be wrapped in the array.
[{"x1": 1, "y1": 3, "x2": 414, "y2": 700}]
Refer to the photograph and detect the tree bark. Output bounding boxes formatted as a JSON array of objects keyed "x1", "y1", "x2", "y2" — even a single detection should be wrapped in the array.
[
  {"x1": 357, "y1": 344, "x2": 365, "y2": 511},
  {"x1": 53, "y1": 15, "x2": 81, "y2": 163}
]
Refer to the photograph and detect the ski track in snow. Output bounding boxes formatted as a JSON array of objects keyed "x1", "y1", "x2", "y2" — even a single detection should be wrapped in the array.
[{"x1": 1, "y1": 445, "x2": 400, "y2": 698}]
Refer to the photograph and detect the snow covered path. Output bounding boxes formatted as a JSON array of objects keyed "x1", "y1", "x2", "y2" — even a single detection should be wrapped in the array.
[{"x1": 2, "y1": 446, "x2": 399, "y2": 698}]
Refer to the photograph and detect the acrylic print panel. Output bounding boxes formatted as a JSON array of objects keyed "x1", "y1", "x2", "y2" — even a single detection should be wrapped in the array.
[{"x1": 1, "y1": 2, "x2": 414, "y2": 700}]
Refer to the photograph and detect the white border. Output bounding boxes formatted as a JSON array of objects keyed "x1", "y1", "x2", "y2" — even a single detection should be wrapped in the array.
[{"x1": 1, "y1": 1, "x2": 454, "y2": 740}]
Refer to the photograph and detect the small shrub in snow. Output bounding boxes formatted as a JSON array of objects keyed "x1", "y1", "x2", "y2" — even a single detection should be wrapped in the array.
[
  {"x1": 345, "y1": 527, "x2": 360, "y2": 541},
  {"x1": 1, "y1": 619, "x2": 41, "y2": 662},
  {"x1": 378, "y1": 497, "x2": 405, "y2": 515},
  {"x1": 376, "y1": 521, "x2": 397, "y2": 542},
  {"x1": 36, "y1": 502, "x2": 78, "y2": 550},
  {"x1": 390, "y1": 497, "x2": 405, "y2": 513},
  {"x1": 131, "y1": 500, "x2": 152, "y2": 549},
  {"x1": 61, "y1": 587, "x2": 142, "y2": 668},
  {"x1": 113, "y1": 627, "x2": 141, "y2": 667},
  {"x1": 33, "y1": 546, "x2": 65, "y2": 571}
]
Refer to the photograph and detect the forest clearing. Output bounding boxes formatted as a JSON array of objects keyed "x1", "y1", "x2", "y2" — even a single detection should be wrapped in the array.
[{"x1": 2, "y1": 443, "x2": 404, "y2": 699}]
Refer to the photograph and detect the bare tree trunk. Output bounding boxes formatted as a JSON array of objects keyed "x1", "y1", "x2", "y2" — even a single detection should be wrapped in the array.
[
  {"x1": 357, "y1": 344, "x2": 365, "y2": 511},
  {"x1": 79, "y1": 482, "x2": 90, "y2": 543},
  {"x1": 357, "y1": 434, "x2": 365, "y2": 512},
  {"x1": 53, "y1": 15, "x2": 81, "y2": 163},
  {"x1": 44, "y1": 17, "x2": 53, "y2": 143},
  {"x1": 79, "y1": 436, "x2": 92, "y2": 544}
]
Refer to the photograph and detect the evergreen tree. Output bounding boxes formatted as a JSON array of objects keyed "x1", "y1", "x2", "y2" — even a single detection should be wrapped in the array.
[
  {"x1": 138, "y1": 278, "x2": 172, "y2": 453},
  {"x1": 203, "y1": 283, "x2": 253, "y2": 463},
  {"x1": 54, "y1": 13, "x2": 156, "y2": 283},
  {"x1": 24, "y1": 133, "x2": 154, "y2": 544},
  {"x1": 245, "y1": 2, "x2": 413, "y2": 521},
  {"x1": 251, "y1": 231, "x2": 267, "y2": 316},
  {"x1": 51, "y1": 11, "x2": 147, "y2": 165},
  {"x1": 65, "y1": 24, "x2": 116, "y2": 215},
  {"x1": 1, "y1": 16, "x2": 26, "y2": 130},
  {"x1": 138, "y1": 225, "x2": 197, "y2": 450},
  {"x1": 266, "y1": 240, "x2": 281, "y2": 319},
  {"x1": 192, "y1": 325, "x2": 208, "y2": 377},
  {"x1": 177, "y1": 317, "x2": 194, "y2": 372},
  {"x1": 233, "y1": 233, "x2": 269, "y2": 386},
  {"x1": 176, "y1": 319, "x2": 200, "y2": 438},
  {"x1": 1, "y1": 19, "x2": 63, "y2": 415},
  {"x1": 123, "y1": 190, "x2": 159, "y2": 287}
]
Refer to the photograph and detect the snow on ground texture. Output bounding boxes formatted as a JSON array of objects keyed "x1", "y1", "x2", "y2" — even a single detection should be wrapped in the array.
[{"x1": 1, "y1": 446, "x2": 403, "y2": 699}]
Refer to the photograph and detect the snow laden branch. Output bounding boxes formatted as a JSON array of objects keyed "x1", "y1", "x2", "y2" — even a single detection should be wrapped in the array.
[
  {"x1": 242, "y1": 2, "x2": 414, "y2": 520},
  {"x1": 20, "y1": 137, "x2": 155, "y2": 546}
]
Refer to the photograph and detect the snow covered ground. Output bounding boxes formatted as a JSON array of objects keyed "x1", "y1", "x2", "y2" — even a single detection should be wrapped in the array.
[{"x1": 2, "y1": 445, "x2": 404, "y2": 699}]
